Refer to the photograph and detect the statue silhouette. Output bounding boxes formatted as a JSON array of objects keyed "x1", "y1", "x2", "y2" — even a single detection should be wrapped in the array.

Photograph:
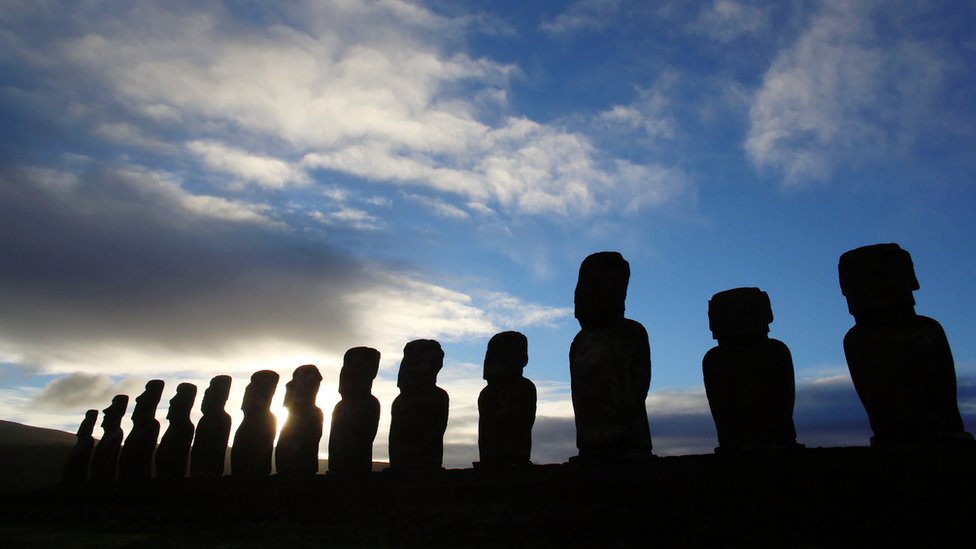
[
  {"x1": 118, "y1": 380, "x2": 164, "y2": 481},
  {"x1": 190, "y1": 375, "x2": 233, "y2": 478},
  {"x1": 389, "y1": 339, "x2": 449, "y2": 472},
  {"x1": 839, "y1": 243, "x2": 974, "y2": 447},
  {"x1": 328, "y1": 347, "x2": 381, "y2": 474},
  {"x1": 570, "y1": 252, "x2": 653, "y2": 463},
  {"x1": 275, "y1": 365, "x2": 324, "y2": 476},
  {"x1": 155, "y1": 382, "x2": 198, "y2": 479},
  {"x1": 703, "y1": 288, "x2": 800, "y2": 452},
  {"x1": 90, "y1": 395, "x2": 128, "y2": 483},
  {"x1": 231, "y1": 370, "x2": 279, "y2": 477},
  {"x1": 477, "y1": 331, "x2": 536, "y2": 468},
  {"x1": 62, "y1": 409, "x2": 98, "y2": 485}
]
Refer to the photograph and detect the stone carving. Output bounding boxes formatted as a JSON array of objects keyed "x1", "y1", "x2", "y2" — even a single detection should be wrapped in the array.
[
  {"x1": 231, "y1": 370, "x2": 280, "y2": 477},
  {"x1": 703, "y1": 288, "x2": 799, "y2": 452},
  {"x1": 190, "y1": 375, "x2": 233, "y2": 478},
  {"x1": 570, "y1": 251, "x2": 653, "y2": 463},
  {"x1": 477, "y1": 331, "x2": 536, "y2": 468},
  {"x1": 389, "y1": 339, "x2": 449, "y2": 472},
  {"x1": 118, "y1": 380, "x2": 165, "y2": 481},
  {"x1": 62, "y1": 409, "x2": 98, "y2": 485},
  {"x1": 155, "y1": 382, "x2": 198, "y2": 479},
  {"x1": 275, "y1": 365, "x2": 324, "y2": 476},
  {"x1": 90, "y1": 395, "x2": 128, "y2": 483},
  {"x1": 328, "y1": 347, "x2": 381, "y2": 474},
  {"x1": 839, "y1": 243, "x2": 973, "y2": 446}
]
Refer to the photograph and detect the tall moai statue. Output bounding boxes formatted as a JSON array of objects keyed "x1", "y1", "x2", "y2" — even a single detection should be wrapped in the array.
[
  {"x1": 275, "y1": 365, "x2": 324, "y2": 476},
  {"x1": 839, "y1": 243, "x2": 973, "y2": 446},
  {"x1": 703, "y1": 288, "x2": 799, "y2": 452},
  {"x1": 118, "y1": 379, "x2": 165, "y2": 481},
  {"x1": 389, "y1": 339, "x2": 449, "y2": 472},
  {"x1": 570, "y1": 251, "x2": 653, "y2": 463},
  {"x1": 155, "y1": 382, "x2": 198, "y2": 479},
  {"x1": 478, "y1": 331, "x2": 537, "y2": 468},
  {"x1": 328, "y1": 347, "x2": 381, "y2": 474},
  {"x1": 62, "y1": 409, "x2": 98, "y2": 485},
  {"x1": 231, "y1": 370, "x2": 280, "y2": 477},
  {"x1": 90, "y1": 395, "x2": 128, "y2": 483},
  {"x1": 190, "y1": 375, "x2": 232, "y2": 478}
]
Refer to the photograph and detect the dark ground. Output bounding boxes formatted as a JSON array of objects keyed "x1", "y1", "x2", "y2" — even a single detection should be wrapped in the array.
[{"x1": 2, "y1": 446, "x2": 974, "y2": 548}]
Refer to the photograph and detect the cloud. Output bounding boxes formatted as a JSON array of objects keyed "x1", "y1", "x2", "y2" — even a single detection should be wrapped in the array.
[
  {"x1": 188, "y1": 140, "x2": 310, "y2": 190},
  {"x1": 1, "y1": 0, "x2": 686, "y2": 219},
  {"x1": 539, "y1": 0, "x2": 622, "y2": 35},
  {"x1": 30, "y1": 373, "x2": 145, "y2": 411},
  {"x1": 745, "y1": 0, "x2": 956, "y2": 185},
  {"x1": 0, "y1": 164, "x2": 565, "y2": 379},
  {"x1": 692, "y1": 0, "x2": 769, "y2": 43}
]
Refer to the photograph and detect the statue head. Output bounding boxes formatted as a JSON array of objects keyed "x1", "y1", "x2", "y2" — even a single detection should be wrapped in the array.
[
  {"x1": 839, "y1": 243, "x2": 919, "y2": 318},
  {"x1": 339, "y1": 346, "x2": 380, "y2": 398},
  {"x1": 78, "y1": 409, "x2": 98, "y2": 437},
  {"x1": 283, "y1": 364, "x2": 323, "y2": 409},
  {"x1": 483, "y1": 331, "x2": 528, "y2": 380},
  {"x1": 166, "y1": 382, "x2": 198, "y2": 421},
  {"x1": 132, "y1": 379, "x2": 164, "y2": 422},
  {"x1": 201, "y1": 375, "x2": 232, "y2": 414},
  {"x1": 241, "y1": 370, "x2": 280, "y2": 413},
  {"x1": 102, "y1": 394, "x2": 128, "y2": 429},
  {"x1": 708, "y1": 287, "x2": 773, "y2": 342},
  {"x1": 575, "y1": 251, "x2": 630, "y2": 329},
  {"x1": 397, "y1": 339, "x2": 444, "y2": 390}
]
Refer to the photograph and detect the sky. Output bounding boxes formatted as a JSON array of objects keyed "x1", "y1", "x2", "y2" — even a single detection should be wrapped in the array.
[{"x1": 1, "y1": 0, "x2": 976, "y2": 467}]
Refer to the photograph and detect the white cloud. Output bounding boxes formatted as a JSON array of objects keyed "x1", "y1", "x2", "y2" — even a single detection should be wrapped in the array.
[
  {"x1": 745, "y1": 0, "x2": 952, "y2": 185},
  {"x1": 403, "y1": 193, "x2": 470, "y2": 219},
  {"x1": 539, "y1": 0, "x2": 622, "y2": 35},
  {"x1": 311, "y1": 207, "x2": 384, "y2": 231},
  {"x1": 188, "y1": 140, "x2": 310, "y2": 189},
  {"x1": 4, "y1": 0, "x2": 685, "y2": 219},
  {"x1": 693, "y1": 0, "x2": 769, "y2": 43}
]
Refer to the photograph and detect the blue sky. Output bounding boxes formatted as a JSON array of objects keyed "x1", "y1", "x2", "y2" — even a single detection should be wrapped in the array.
[{"x1": 1, "y1": 0, "x2": 975, "y2": 466}]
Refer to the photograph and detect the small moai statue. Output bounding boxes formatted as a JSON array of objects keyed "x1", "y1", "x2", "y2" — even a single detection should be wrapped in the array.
[
  {"x1": 328, "y1": 347, "x2": 381, "y2": 474},
  {"x1": 231, "y1": 370, "x2": 280, "y2": 477},
  {"x1": 839, "y1": 243, "x2": 973, "y2": 446},
  {"x1": 477, "y1": 331, "x2": 537, "y2": 468},
  {"x1": 389, "y1": 339, "x2": 449, "y2": 472},
  {"x1": 90, "y1": 395, "x2": 128, "y2": 483},
  {"x1": 569, "y1": 251, "x2": 653, "y2": 463},
  {"x1": 62, "y1": 409, "x2": 98, "y2": 485},
  {"x1": 275, "y1": 365, "x2": 324, "y2": 476},
  {"x1": 118, "y1": 379, "x2": 165, "y2": 481},
  {"x1": 190, "y1": 375, "x2": 233, "y2": 478},
  {"x1": 702, "y1": 288, "x2": 800, "y2": 453},
  {"x1": 155, "y1": 382, "x2": 198, "y2": 479}
]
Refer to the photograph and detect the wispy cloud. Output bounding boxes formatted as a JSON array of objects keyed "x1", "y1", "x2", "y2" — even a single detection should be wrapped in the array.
[
  {"x1": 539, "y1": 0, "x2": 622, "y2": 35},
  {"x1": 692, "y1": 0, "x2": 769, "y2": 43},
  {"x1": 746, "y1": 0, "x2": 957, "y2": 185}
]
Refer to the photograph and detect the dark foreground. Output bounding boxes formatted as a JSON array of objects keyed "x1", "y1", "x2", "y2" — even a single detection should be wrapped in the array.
[{"x1": 2, "y1": 446, "x2": 974, "y2": 548}]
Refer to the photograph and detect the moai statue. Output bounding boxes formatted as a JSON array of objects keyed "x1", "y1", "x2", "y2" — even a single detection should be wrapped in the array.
[
  {"x1": 569, "y1": 252, "x2": 653, "y2": 463},
  {"x1": 839, "y1": 243, "x2": 973, "y2": 447},
  {"x1": 118, "y1": 379, "x2": 165, "y2": 481},
  {"x1": 477, "y1": 331, "x2": 537, "y2": 468},
  {"x1": 231, "y1": 370, "x2": 280, "y2": 477},
  {"x1": 328, "y1": 347, "x2": 381, "y2": 474},
  {"x1": 62, "y1": 409, "x2": 98, "y2": 485},
  {"x1": 703, "y1": 288, "x2": 799, "y2": 453},
  {"x1": 155, "y1": 382, "x2": 198, "y2": 479},
  {"x1": 389, "y1": 339, "x2": 449, "y2": 472},
  {"x1": 190, "y1": 375, "x2": 233, "y2": 478},
  {"x1": 275, "y1": 365, "x2": 324, "y2": 476},
  {"x1": 90, "y1": 395, "x2": 128, "y2": 483}
]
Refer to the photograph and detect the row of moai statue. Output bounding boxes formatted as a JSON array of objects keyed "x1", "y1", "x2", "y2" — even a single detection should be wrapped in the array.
[
  {"x1": 63, "y1": 243, "x2": 973, "y2": 483},
  {"x1": 62, "y1": 333, "x2": 537, "y2": 483}
]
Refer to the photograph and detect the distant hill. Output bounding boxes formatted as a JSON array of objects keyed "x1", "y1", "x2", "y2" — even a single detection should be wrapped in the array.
[{"x1": 0, "y1": 419, "x2": 76, "y2": 446}]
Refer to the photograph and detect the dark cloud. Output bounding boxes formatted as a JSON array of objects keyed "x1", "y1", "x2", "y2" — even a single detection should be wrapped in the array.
[
  {"x1": 30, "y1": 372, "x2": 144, "y2": 411},
  {"x1": 0, "y1": 164, "x2": 370, "y2": 362}
]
